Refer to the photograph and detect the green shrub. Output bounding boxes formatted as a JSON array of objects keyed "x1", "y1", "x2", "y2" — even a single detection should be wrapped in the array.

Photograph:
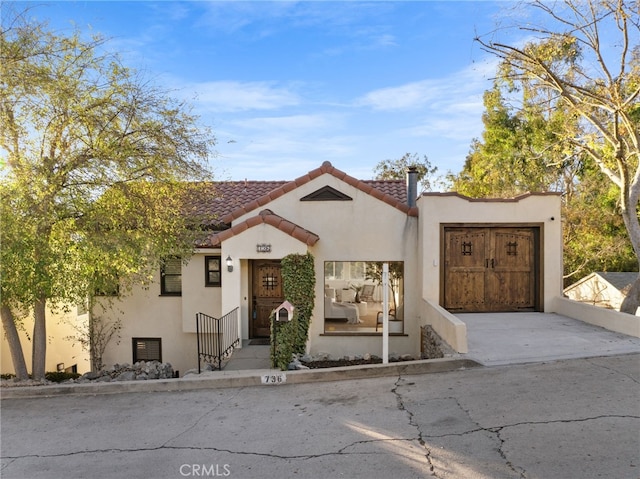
[
  {"x1": 45, "y1": 371, "x2": 81, "y2": 382},
  {"x1": 1, "y1": 372, "x2": 81, "y2": 382}
]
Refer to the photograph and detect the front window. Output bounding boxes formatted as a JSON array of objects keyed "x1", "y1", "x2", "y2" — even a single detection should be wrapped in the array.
[
  {"x1": 161, "y1": 258, "x2": 182, "y2": 295},
  {"x1": 205, "y1": 255, "x2": 222, "y2": 287},
  {"x1": 324, "y1": 261, "x2": 404, "y2": 334}
]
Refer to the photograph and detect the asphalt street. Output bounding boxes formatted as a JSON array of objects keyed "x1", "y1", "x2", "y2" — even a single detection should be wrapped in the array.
[{"x1": 1, "y1": 353, "x2": 639, "y2": 479}]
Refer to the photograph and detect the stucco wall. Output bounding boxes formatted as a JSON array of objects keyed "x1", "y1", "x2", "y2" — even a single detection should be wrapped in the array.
[
  {"x1": 98, "y1": 277, "x2": 199, "y2": 375},
  {"x1": 418, "y1": 193, "x2": 563, "y2": 312},
  {"x1": 181, "y1": 252, "x2": 223, "y2": 333},
  {"x1": 231, "y1": 173, "x2": 420, "y2": 358},
  {"x1": 418, "y1": 299, "x2": 468, "y2": 353},
  {"x1": 1, "y1": 307, "x2": 90, "y2": 375},
  {"x1": 221, "y1": 225, "x2": 309, "y2": 340},
  {"x1": 553, "y1": 297, "x2": 640, "y2": 337}
]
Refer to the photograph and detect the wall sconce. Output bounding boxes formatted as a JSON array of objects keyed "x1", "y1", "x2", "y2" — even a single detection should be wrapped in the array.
[{"x1": 226, "y1": 255, "x2": 233, "y2": 272}]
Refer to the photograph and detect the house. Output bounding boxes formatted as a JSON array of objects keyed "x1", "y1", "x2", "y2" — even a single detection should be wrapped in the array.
[
  {"x1": 564, "y1": 272, "x2": 639, "y2": 311},
  {"x1": 98, "y1": 161, "x2": 564, "y2": 374}
]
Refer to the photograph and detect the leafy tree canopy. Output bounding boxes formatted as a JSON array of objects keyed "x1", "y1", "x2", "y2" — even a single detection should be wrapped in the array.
[
  {"x1": 0, "y1": 10, "x2": 217, "y2": 378},
  {"x1": 473, "y1": 0, "x2": 640, "y2": 311},
  {"x1": 373, "y1": 153, "x2": 439, "y2": 192}
]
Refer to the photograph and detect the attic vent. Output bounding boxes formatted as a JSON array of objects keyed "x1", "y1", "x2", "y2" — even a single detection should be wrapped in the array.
[{"x1": 300, "y1": 185, "x2": 352, "y2": 201}]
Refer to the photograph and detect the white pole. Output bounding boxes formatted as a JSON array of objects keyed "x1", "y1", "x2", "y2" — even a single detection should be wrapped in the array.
[{"x1": 382, "y1": 263, "x2": 389, "y2": 364}]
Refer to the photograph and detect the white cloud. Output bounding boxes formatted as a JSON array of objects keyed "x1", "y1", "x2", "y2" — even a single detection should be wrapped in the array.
[
  {"x1": 357, "y1": 80, "x2": 445, "y2": 110},
  {"x1": 357, "y1": 57, "x2": 498, "y2": 112},
  {"x1": 185, "y1": 81, "x2": 301, "y2": 112},
  {"x1": 233, "y1": 114, "x2": 335, "y2": 131},
  {"x1": 374, "y1": 33, "x2": 398, "y2": 48}
]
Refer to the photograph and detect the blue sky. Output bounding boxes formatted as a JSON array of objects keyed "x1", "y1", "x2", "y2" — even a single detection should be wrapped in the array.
[{"x1": 16, "y1": 1, "x2": 529, "y2": 183}]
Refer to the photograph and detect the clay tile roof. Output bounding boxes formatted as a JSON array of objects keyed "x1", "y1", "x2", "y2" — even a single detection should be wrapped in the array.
[
  {"x1": 201, "y1": 209, "x2": 319, "y2": 248},
  {"x1": 188, "y1": 181, "x2": 289, "y2": 226},
  {"x1": 189, "y1": 161, "x2": 414, "y2": 229}
]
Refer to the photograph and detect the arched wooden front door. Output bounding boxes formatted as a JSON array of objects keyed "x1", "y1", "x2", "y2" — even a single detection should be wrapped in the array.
[{"x1": 251, "y1": 260, "x2": 284, "y2": 338}]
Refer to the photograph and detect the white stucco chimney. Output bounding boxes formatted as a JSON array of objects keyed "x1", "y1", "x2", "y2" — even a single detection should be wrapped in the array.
[{"x1": 406, "y1": 166, "x2": 418, "y2": 208}]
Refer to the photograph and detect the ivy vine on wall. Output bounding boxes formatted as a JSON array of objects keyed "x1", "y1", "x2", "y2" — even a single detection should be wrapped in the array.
[{"x1": 270, "y1": 252, "x2": 316, "y2": 370}]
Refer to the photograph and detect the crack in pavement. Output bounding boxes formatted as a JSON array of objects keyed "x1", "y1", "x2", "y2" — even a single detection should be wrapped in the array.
[
  {"x1": 421, "y1": 414, "x2": 640, "y2": 439},
  {"x1": 586, "y1": 357, "x2": 640, "y2": 385},
  {"x1": 392, "y1": 377, "x2": 640, "y2": 479},
  {"x1": 159, "y1": 387, "x2": 246, "y2": 448},
  {"x1": 1, "y1": 381, "x2": 433, "y2": 467},
  {"x1": 392, "y1": 376, "x2": 439, "y2": 477},
  {"x1": 0, "y1": 438, "x2": 422, "y2": 462}
]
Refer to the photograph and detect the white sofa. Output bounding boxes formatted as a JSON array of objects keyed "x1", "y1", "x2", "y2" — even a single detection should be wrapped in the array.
[{"x1": 324, "y1": 297, "x2": 361, "y2": 324}]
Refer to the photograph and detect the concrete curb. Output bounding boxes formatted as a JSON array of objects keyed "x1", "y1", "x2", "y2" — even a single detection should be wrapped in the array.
[{"x1": 0, "y1": 357, "x2": 481, "y2": 399}]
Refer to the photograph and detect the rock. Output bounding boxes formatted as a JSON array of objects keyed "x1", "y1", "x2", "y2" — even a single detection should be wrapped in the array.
[
  {"x1": 421, "y1": 325, "x2": 446, "y2": 359},
  {"x1": 288, "y1": 359, "x2": 309, "y2": 370},
  {"x1": 81, "y1": 371, "x2": 100, "y2": 380},
  {"x1": 183, "y1": 369, "x2": 199, "y2": 376},
  {"x1": 363, "y1": 353, "x2": 371, "y2": 361},
  {"x1": 115, "y1": 371, "x2": 136, "y2": 381},
  {"x1": 77, "y1": 360, "x2": 175, "y2": 383},
  {"x1": 287, "y1": 359, "x2": 301, "y2": 370},
  {"x1": 401, "y1": 354, "x2": 414, "y2": 361},
  {"x1": 96, "y1": 375, "x2": 111, "y2": 382}
]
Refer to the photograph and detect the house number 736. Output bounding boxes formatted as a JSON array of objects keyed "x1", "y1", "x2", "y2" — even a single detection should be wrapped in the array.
[{"x1": 261, "y1": 373, "x2": 286, "y2": 384}]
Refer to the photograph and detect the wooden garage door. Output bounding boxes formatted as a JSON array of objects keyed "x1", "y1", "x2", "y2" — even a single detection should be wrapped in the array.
[{"x1": 443, "y1": 227, "x2": 537, "y2": 312}]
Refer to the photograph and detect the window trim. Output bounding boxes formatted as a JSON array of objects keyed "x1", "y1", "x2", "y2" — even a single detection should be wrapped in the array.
[
  {"x1": 132, "y1": 337, "x2": 162, "y2": 363},
  {"x1": 205, "y1": 255, "x2": 222, "y2": 287},
  {"x1": 160, "y1": 257, "x2": 182, "y2": 296}
]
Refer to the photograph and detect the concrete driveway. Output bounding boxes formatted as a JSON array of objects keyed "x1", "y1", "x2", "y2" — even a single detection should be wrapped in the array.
[{"x1": 458, "y1": 312, "x2": 640, "y2": 366}]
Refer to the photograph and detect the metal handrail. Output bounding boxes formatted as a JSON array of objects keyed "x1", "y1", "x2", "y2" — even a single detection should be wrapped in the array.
[{"x1": 196, "y1": 307, "x2": 240, "y2": 372}]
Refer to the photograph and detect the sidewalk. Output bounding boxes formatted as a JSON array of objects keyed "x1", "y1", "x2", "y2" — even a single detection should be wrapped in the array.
[
  {"x1": 222, "y1": 341, "x2": 271, "y2": 370},
  {"x1": 0, "y1": 357, "x2": 480, "y2": 399}
]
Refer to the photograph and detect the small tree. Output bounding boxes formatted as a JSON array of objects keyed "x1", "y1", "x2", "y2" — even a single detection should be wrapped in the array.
[
  {"x1": 65, "y1": 298, "x2": 122, "y2": 372},
  {"x1": 373, "y1": 153, "x2": 439, "y2": 192},
  {"x1": 365, "y1": 262, "x2": 404, "y2": 315}
]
